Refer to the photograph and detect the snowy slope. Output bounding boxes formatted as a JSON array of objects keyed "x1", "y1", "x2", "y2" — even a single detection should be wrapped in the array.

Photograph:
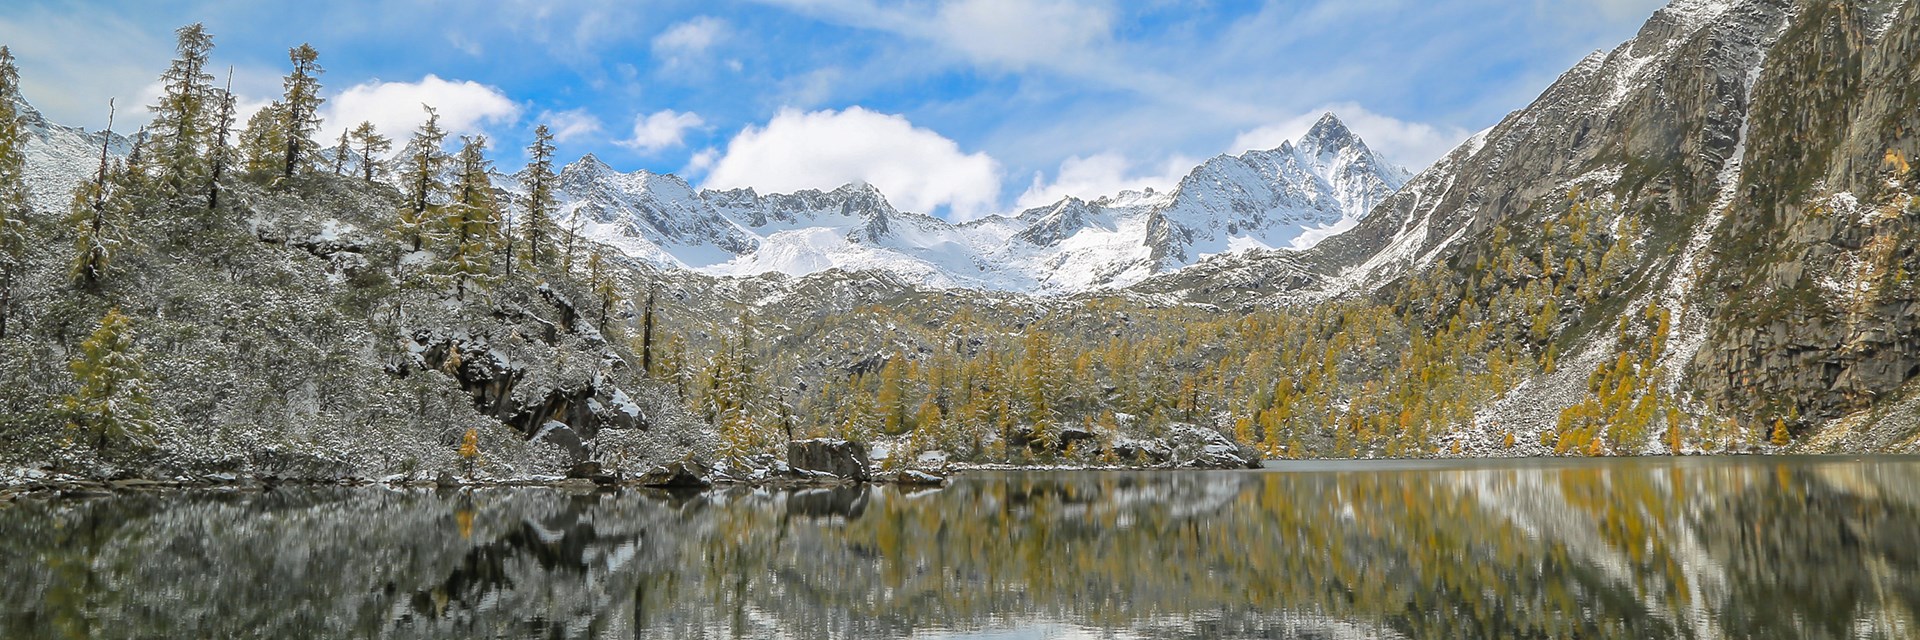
[
  {"x1": 548, "y1": 113, "x2": 1408, "y2": 294},
  {"x1": 13, "y1": 97, "x2": 131, "y2": 216}
]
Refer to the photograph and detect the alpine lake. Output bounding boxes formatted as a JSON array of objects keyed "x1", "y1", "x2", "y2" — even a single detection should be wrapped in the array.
[{"x1": 3, "y1": 456, "x2": 1918, "y2": 639}]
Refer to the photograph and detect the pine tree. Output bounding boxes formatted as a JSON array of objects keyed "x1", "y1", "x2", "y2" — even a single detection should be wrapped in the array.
[
  {"x1": 149, "y1": 24, "x2": 216, "y2": 196},
  {"x1": 0, "y1": 46, "x2": 29, "y2": 339},
  {"x1": 279, "y1": 44, "x2": 323, "y2": 178},
  {"x1": 61, "y1": 308, "x2": 155, "y2": 454},
  {"x1": 1770, "y1": 418, "x2": 1790, "y2": 447},
  {"x1": 397, "y1": 106, "x2": 447, "y2": 252},
  {"x1": 521, "y1": 124, "x2": 558, "y2": 268},
  {"x1": 348, "y1": 121, "x2": 390, "y2": 181}
]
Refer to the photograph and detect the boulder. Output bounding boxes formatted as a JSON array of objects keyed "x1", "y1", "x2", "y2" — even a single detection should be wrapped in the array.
[
  {"x1": 637, "y1": 461, "x2": 711, "y2": 488},
  {"x1": 566, "y1": 461, "x2": 619, "y2": 486},
  {"x1": 1167, "y1": 425, "x2": 1262, "y2": 469},
  {"x1": 787, "y1": 439, "x2": 871, "y2": 481},
  {"x1": 1111, "y1": 439, "x2": 1173, "y2": 465}
]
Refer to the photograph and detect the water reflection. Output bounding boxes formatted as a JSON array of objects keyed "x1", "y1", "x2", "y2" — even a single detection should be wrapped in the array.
[{"x1": 3, "y1": 457, "x2": 1920, "y2": 638}]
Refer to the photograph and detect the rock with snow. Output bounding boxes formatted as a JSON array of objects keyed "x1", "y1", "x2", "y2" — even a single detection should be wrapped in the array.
[{"x1": 786, "y1": 438, "x2": 872, "y2": 481}]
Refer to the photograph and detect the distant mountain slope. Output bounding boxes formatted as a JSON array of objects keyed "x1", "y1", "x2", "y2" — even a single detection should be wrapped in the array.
[
  {"x1": 539, "y1": 114, "x2": 1408, "y2": 294},
  {"x1": 12, "y1": 98, "x2": 130, "y2": 215}
]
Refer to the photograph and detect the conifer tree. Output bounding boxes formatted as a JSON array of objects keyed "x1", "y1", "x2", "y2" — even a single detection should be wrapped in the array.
[
  {"x1": 521, "y1": 124, "x2": 558, "y2": 268},
  {"x1": 149, "y1": 24, "x2": 216, "y2": 196},
  {"x1": 0, "y1": 47, "x2": 28, "y2": 339},
  {"x1": 279, "y1": 44, "x2": 324, "y2": 178},
  {"x1": 443, "y1": 135, "x2": 498, "y2": 300},
  {"x1": 61, "y1": 308, "x2": 155, "y2": 454},
  {"x1": 348, "y1": 121, "x2": 390, "y2": 181},
  {"x1": 398, "y1": 105, "x2": 447, "y2": 252},
  {"x1": 331, "y1": 128, "x2": 349, "y2": 175},
  {"x1": 587, "y1": 248, "x2": 619, "y2": 323},
  {"x1": 206, "y1": 68, "x2": 235, "y2": 212},
  {"x1": 639, "y1": 286, "x2": 657, "y2": 375},
  {"x1": 1770, "y1": 418, "x2": 1790, "y2": 447},
  {"x1": 238, "y1": 102, "x2": 288, "y2": 178},
  {"x1": 69, "y1": 100, "x2": 118, "y2": 290}
]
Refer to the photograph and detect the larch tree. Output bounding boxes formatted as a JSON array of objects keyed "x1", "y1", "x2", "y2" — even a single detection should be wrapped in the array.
[
  {"x1": 279, "y1": 44, "x2": 323, "y2": 179},
  {"x1": 149, "y1": 23, "x2": 216, "y2": 197},
  {"x1": 397, "y1": 105, "x2": 447, "y2": 253},
  {"x1": 238, "y1": 102, "x2": 288, "y2": 178},
  {"x1": 586, "y1": 248, "x2": 620, "y2": 325},
  {"x1": 520, "y1": 124, "x2": 558, "y2": 269},
  {"x1": 61, "y1": 308, "x2": 156, "y2": 455},
  {"x1": 348, "y1": 121, "x2": 390, "y2": 182},
  {"x1": 0, "y1": 47, "x2": 29, "y2": 339},
  {"x1": 443, "y1": 135, "x2": 499, "y2": 300}
]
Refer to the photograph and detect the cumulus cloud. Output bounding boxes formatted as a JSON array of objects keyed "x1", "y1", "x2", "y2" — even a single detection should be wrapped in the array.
[
  {"x1": 537, "y1": 108, "x2": 605, "y2": 143},
  {"x1": 1014, "y1": 152, "x2": 1195, "y2": 211},
  {"x1": 1230, "y1": 103, "x2": 1471, "y2": 172},
  {"x1": 703, "y1": 107, "x2": 1002, "y2": 220},
  {"x1": 618, "y1": 110, "x2": 705, "y2": 153},
  {"x1": 322, "y1": 75, "x2": 521, "y2": 143}
]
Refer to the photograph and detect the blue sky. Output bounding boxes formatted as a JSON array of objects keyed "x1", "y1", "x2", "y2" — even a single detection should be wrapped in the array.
[{"x1": 1, "y1": 0, "x2": 1670, "y2": 219}]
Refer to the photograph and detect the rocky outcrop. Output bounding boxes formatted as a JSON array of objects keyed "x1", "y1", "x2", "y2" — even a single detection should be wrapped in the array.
[
  {"x1": 786, "y1": 439, "x2": 872, "y2": 481},
  {"x1": 637, "y1": 460, "x2": 712, "y2": 488},
  {"x1": 407, "y1": 330, "x2": 652, "y2": 464},
  {"x1": 1694, "y1": 0, "x2": 1920, "y2": 429}
]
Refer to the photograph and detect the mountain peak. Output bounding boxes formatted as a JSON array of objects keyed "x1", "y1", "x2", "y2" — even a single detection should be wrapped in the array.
[{"x1": 1298, "y1": 113, "x2": 1361, "y2": 154}]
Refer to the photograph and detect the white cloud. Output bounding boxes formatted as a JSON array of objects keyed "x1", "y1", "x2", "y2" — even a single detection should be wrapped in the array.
[
  {"x1": 537, "y1": 108, "x2": 605, "y2": 143},
  {"x1": 703, "y1": 107, "x2": 1002, "y2": 220},
  {"x1": 1230, "y1": 103, "x2": 1471, "y2": 171},
  {"x1": 934, "y1": 0, "x2": 1112, "y2": 68},
  {"x1": 754, "y1": 0, "x2": 1113, "y2": 70},
  {"x1": 1015, "y1": 152, "x2": 1194, "y2": 211},
  {"x1": 682, "y1": 147, "x2": 721, "y2": 177},
  {"x1": 321, "y1": 75, "x2": 521, "y2": 143},
  {"x1": 652, "y1": 16, "x2": 726, "y2": 63},
  {"x1": 618, "y1": 110, "x2": 705, "y2": 153}
]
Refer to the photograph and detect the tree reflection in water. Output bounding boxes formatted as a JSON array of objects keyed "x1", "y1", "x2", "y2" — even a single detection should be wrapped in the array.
[{"x1": 3, "y1": 457, "x2": 1920, "y2": 639}]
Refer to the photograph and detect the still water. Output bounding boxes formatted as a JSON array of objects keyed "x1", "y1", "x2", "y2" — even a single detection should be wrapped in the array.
[{"x1": 4, "y1": 457, "x2": 1919, "y2": 639}]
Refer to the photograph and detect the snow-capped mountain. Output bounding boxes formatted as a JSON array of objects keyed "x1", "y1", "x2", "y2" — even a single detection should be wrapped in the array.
[
  {"x1": 548, "y1": 113, "x2": 1409, "y2": 294},
  {"x1": 11, "y1": 97, "x2": 131, "y2": 215}
]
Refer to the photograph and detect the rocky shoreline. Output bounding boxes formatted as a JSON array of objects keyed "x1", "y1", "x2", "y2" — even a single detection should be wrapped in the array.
[{"x1": 0, "y1": 435, "x2": 1267, "y2": 502}]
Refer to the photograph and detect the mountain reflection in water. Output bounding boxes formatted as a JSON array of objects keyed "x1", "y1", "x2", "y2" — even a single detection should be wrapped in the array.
[{"x1": 4, "y1": 457, "x2": 1920, "y2": 639}]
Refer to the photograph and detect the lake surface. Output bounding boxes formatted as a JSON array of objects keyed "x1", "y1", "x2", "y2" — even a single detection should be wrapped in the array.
[{"x1": 4, "y1": 457, "x2": 1920, "y2": 639}]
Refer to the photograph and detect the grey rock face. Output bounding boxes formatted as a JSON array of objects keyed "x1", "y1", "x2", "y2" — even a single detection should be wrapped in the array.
[{"x1": 786, "y1": 439, "x2": 872, "y2": 481}]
